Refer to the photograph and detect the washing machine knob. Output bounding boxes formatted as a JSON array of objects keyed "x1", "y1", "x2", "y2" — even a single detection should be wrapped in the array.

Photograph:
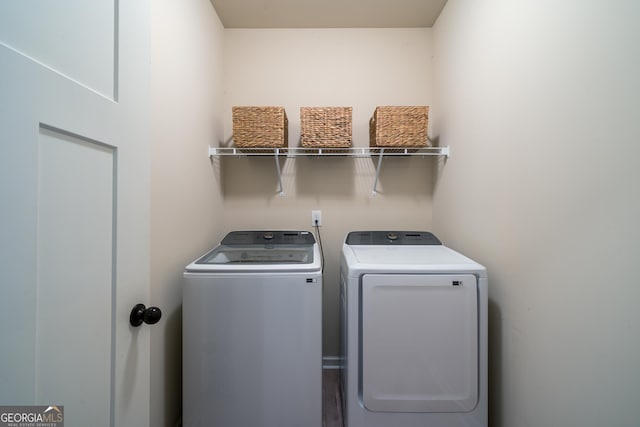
[
  {"x1": 387, "y1": 232, "x2": 398, "y2": 241},
  {"x1": 129, "y1": 304, "x2": 162, "y2": 327},
  {"x1": 263, "y1": 232, "x2": 274, "y2": 240}
]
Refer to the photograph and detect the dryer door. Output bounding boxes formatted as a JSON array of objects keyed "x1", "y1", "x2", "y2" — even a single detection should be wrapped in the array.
[{"x1": 361, "y1": 274, "x2": 478, "y2": 413}]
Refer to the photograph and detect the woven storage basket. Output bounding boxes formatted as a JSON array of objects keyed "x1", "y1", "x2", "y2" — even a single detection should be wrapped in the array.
[
  {"x1": 300, "y1": 107, "x2": 352, "y2": 148},
  {"x1": 369, "y1": 106, "x2": 429, "y2": 147},
  {"x1": 232, "y1": 106, "x2": 288, "y2": 148}
]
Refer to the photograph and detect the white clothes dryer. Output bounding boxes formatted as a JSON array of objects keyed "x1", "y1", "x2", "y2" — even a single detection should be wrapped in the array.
[
  {"x1": 340, "y1": 231, "x2": 487, "y2": 427},
  {"x1": 183, "y1": 230, "x2": 322, "y2": 427}
]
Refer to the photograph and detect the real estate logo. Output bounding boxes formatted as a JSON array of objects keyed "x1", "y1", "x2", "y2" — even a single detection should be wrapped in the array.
[{"x1": 0, "y1": 405, "x2": 63, "y2": 427}]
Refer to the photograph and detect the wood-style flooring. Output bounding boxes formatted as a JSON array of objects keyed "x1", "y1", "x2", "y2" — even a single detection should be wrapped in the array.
[{"x1": 323, "y1": 370, "x2": 344, "y2": 427}]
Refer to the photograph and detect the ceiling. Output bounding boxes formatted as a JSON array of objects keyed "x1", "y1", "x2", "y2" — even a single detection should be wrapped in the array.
[{"x1": 209, "y1": 0, "x2": 449, "y2": 28}]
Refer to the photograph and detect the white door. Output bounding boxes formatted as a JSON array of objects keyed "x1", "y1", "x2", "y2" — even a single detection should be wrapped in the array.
[{"x1": 0, "y1": 1, "x2": 151, "y2": 426}]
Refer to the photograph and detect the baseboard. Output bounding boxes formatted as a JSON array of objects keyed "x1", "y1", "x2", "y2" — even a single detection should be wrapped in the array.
[{"x1": 322, "y1": 356, "x2": 342, "y2": 370}]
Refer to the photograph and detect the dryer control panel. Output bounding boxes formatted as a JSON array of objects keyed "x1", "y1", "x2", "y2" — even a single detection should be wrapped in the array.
[{"x1": 345, "y1": 231, "x2": 442, "y2": 245}]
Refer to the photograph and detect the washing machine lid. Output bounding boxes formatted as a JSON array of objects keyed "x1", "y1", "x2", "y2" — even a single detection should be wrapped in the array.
[
  {"x1": 185, "y1": 231, "x2": 321, "y2": 273},
  {"x1": 199, "y1": 245, "x2": 313, "y2": 264}
]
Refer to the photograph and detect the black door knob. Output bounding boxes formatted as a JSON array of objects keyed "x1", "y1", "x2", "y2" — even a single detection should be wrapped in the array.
[{"x1": 130, "y1": 303, "x2": 162, "y2": 327}]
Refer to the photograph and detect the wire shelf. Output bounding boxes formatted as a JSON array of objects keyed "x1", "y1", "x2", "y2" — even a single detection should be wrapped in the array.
[
  {"x1": 208, "y1": 146, "x2": 449, "y2": 158},
  {"x1": 208, "y1": 145, "x2": 449, "y2": 196}
]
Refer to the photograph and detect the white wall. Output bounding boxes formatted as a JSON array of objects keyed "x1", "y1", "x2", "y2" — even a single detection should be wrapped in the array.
[
  {"x1": 150, "y1": 1, "x2": 224, "y2": 425},
  {"x1": 432, "y1": 0, "x2": 640, "y2": 425},
  {"x1": 222, "y1": 28, "x2": 436, "y2": 356}
]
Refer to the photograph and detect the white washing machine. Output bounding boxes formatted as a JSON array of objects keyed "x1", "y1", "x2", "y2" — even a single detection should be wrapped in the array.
[
  {"x1": 183, "y1": 230, "x2": 322, "y2": 427},
  {"x1": 340, "y1": 231, "x2": 487, "y2": 427}
]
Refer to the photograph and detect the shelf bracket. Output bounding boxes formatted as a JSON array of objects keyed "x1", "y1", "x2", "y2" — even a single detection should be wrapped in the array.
[
  {"x1": 372, "y1": 148, "x2": 385, "y2": 196},
  {"x1": 274, "y1": 149, "x2": 284, "y2": 196}
]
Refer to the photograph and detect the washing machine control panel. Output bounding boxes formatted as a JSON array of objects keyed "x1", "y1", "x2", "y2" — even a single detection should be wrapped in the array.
[
  {"x1": 221, "y1": 230, "x2": 316, "y2": 246},
  {"x1": 345, "y1": 231, "x2": 442, "y2": 245}
]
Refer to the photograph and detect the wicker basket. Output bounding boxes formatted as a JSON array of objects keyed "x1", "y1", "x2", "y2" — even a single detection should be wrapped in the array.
[
  {"x1": 300, "y1": 107, "x2": 352, "y2": 148},
  {"x1": 369, "y1": 106, "x2": 429, "y2": 147},
  {"x1": 232, "y1": 106, "x2": 288, "y2": 148}
]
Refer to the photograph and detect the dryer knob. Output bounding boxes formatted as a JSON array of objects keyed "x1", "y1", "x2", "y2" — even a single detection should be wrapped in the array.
[
  {"x1": 387, "y1": 232, "x2": 398, "y2": 241},
  {"x1": 263, "y1": 232, "x2": 274, "y2": 240}
]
